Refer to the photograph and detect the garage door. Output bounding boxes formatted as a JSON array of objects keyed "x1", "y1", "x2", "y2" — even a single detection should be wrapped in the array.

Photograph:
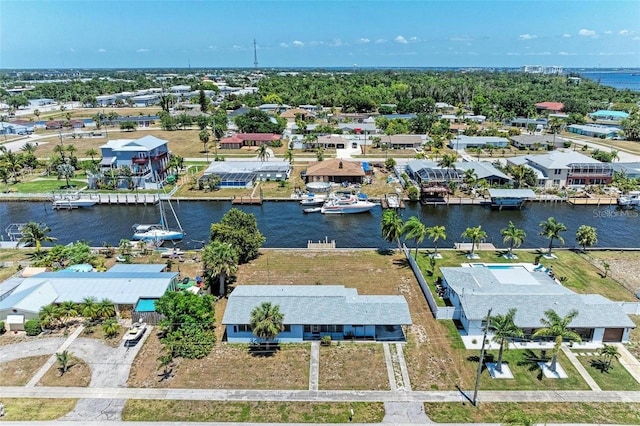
[{"x1": 603, "y1": 328, "x2": 624, "y2": 342}]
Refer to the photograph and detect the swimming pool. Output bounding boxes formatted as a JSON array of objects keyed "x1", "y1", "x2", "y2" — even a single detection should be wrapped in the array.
[
  {"x1": 135, "y1": 298, "x2": 157, "y2": 312},
  {"x1": 471, "y1": 264, "x2": 516, "y2": 270}
]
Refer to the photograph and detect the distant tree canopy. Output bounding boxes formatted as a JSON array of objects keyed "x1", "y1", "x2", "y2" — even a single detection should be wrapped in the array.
[
  {"x1": 210, "y1": 208, "x2": 265, "y2": 264},
  {"x1": 234, "y1": 109, "x2": 286, "y2": 134},
  {"x1": 32, "y1": 241, "x2": 99, "y2": 270}
]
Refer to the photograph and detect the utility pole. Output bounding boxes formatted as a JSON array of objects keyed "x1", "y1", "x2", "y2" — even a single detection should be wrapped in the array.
[{"x1": 472, "y1": 308, "x2": 492, "y2": 407}]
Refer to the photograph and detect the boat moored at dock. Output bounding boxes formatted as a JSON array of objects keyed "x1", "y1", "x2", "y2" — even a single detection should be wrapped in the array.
[
  {"x1": 320, "y1": 191, "x2": 377, "y2": 214},
  {"x1": 618, "y1": 191, "x2": 640, "y2": 207}
]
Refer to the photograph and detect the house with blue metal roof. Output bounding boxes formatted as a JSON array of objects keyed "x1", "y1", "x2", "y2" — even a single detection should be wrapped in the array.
[
  {"x1": 222, "y1": 285, "x2": 412, "y2": 343},
  {"x1": 0, "y1": 264, "x2": 178, "y2": 329},
  {"x1": 440, "y1": 265, "x2": 635, "y2": 344}
]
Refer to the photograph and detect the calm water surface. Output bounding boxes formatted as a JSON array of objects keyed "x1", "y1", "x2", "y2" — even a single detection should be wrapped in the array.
[{"x1": 1, "y1": 201, "x2": 638, "y2": 250}]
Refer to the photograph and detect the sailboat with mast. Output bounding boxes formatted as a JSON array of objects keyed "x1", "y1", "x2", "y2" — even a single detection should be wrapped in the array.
[{"x1": 131, "y1": 192, "x2": 184, "y2": 244}]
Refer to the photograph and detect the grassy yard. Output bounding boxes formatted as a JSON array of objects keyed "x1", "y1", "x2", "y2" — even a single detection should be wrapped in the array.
[
  {"x1": 424, "y1": 402, "x2": 640, "y2": 424},
  {"x1": 318, "y1": 343, "x2": 389, "y2": 390},
  {"x1": 629, "y1": 315, "x2": 640, "y2": 360},
  {"x1": 122, "y1": 400, "x2": 384, "y2": 423},
  {"x1": 574, "y1": 350, "x2": 640, "y2": 390},
  {"x1": 0, "y1": 249, "x2": 35, "y2": 281},
  {"x1": 0, "y1": 398, "x2": 77, "y2": 421},
  {"x1": 8, "y1": 178, "x2": 88, "y2": 193},
  {"x1": 0, "y1": 355, "x2": 49, "y2": 386},
  {"x1": 38, "y1": 355, "x2": 91, "y2": 387}
]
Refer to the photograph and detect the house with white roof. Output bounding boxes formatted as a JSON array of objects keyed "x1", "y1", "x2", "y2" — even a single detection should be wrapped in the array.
[
  {"x1": 94, "y1": 135, "x2": 171, "y2": 189},
  {"x1": 440, "y1": 265, "x2": 635, "y2": 344},
  {"x1": 507, "y1": 150, "x2": 613, "y2": 189},
  {"x1": 449, "y1": 135, "x2": 509, "y2": 150},
  {"x1": 222, "y1": 285, "x2": 412, "y2": 343},
  {"x1": 0, "y1": 264, "x2": 178, "y2": 330}
]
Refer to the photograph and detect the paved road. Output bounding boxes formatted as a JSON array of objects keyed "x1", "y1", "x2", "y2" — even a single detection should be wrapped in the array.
[
  {"x1": 0, "y1": 423, "x2": 637, "y2": 426},
  {"x1": 560, "y1": 136, "x2": 640, "y2": 162}
]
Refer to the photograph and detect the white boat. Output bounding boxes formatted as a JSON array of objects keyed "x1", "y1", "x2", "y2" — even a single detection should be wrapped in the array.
[
  {"x1": 52, "y1": 192, "x2": 97, "y2": 209},
  {"x1": 300, "y1": 197, "x2": 326, "y2": 206},
  {"x1": 320, "y1": 192, "x2": 377, "y2": 214},
  {"x1": 384, "y1": 193, "x2": 400, "y2": 209},
  {"x1": 303, "y1": 207, "x2": 322, "y2": 214},
  {"x1": 122, "y1": 322, "x2": 147, "y2": 341},
  {"x1": 132, "y1": 196, "x2": 184, "y2": 242},
  {"x1": 618, "y1": 191, "x2": 640, "y2": 207}
]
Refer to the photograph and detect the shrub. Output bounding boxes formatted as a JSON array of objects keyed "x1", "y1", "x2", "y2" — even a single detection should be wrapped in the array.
[
  {"x1": 407, "y1": 185, "x2": 419, "y2": 201},
  {"x1": 321, "y1": 335, "x2": 332, "y2": 346},
  {"x1": 25, "y1": 319, "x2": 41, "y2": 336},
  {"x1": 0, "y1": 320, "x2": 5, "y2": 334}
]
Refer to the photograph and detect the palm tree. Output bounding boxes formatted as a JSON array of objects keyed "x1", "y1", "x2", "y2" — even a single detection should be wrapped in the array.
[
  {"x1": 575, "y1": 225, "x2": 597, "y2": 252},
  {"x1": 462, "y1": 168, "x2": 478, "y2": 192},
  {"x1": 256, "y1": 144, "x2": 270, "y2": 162},
  {"x1": 381, "y1": 209, "x2": 404, "y2": 248},
  {"x1": 250, "y1": 302, "x2": 284, "y2": 350},
  {"x1": 501, "y1": 221, "x2": 526, "y2": 258},
  {"x1": 33, "y1": 109, "x2": 41, "y2": 121},
  {"x1": 39, "y1": 303, "x2": 60, "y2": 329},
  {"x1": 548, "y1": 117, "x2": 563, "y2": 145},
  {"x1": 489, "y1": 308, "x2": 524, "y2": 373},
  {"x1": 118, "y1": 239, "x2": 132, "y2": 259},
  {"x1": 402, "y1": 216, "x2": 427, "y2": 259},
  {"x1": 610, "y1": 149, "x2": 620, "y2": 162},
  {"x1": 437, "y1": 153, "x2": 457, "y2": 175},
  {"x1": 599, "y1": 344, "x2": 621, "y2": 372},
  {"x1": 199, "y1": 129, "x2": 210, "y2": 154},
  {"x1": 96, "y1": 298, "x2": 115, "y2": 319},
  {"x1": 426, "y1": 225, "x2": 447, "y2": 256},
  {"x1": 85, "y1": 148, "x2": 99, "y2": 163},
  {"x1": 538, "y1": 217, "x2": 567, "y2": 256},
  {"x1": 510, "y1": 165, "x2": 527, "y2": 189},
  {"x1": 18, "y1": 221, "x2": 56, "y2": 253},
  {"x1": 102, "y1": 318, "x2": 120, "y2": 338},
  {"x1": 58, "y1": 301, "x2": 79, "y2": 327},
  {"x1": 56, "y1": 350, "x2": 72, "y2": 376},
  {"x1": 315, "y1": 146, "x2": 325, "y2": 161},
  {"x1": 532, "y1": 309, "x2": 582, "y2": 373},
  {"x1": 284, "y1": 149, "x2": 294, "y2": 164},
  {"x1": 21, "y1": 142, "x2": 36, "y2": 155},
  {"x1": 202, "y1": 240, "x2": 239, "y2": 296},
  {"x1": 56, "y1": 160, "x2": 75, "y2": 188},
  {"x1": 461, "y1": 225, "x2": 487, "y2": 258},
  {"x1": 81, "y1": 297, "x2": 99, "y2": 321}
]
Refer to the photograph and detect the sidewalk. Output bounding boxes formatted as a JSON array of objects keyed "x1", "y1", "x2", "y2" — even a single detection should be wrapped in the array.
[{"x1": 25, "y1": 325, "x2": 85, "y2": 387}]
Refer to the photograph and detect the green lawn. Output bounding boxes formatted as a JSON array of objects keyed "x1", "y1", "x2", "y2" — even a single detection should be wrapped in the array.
[
  {"x1": 0, "y1": 399, "x2": 77, "y2": 421},
  {"x1": 574, "y1": 351, "x2": 640, "y2": 390},
  {"x1": 424, "y1": 402, "x2": 640, "y2": 424},
  {"x1": 8, "y1": 178, "x2": 88, "y2": 193}
]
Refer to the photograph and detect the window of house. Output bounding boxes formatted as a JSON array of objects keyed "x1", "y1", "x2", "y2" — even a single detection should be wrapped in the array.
[
  {"x1": 237, "y1": 324, "x2": 252, "y2": 332},
  {"x1": 282, "y1": 325, "x2": 291, "y2": 333}
]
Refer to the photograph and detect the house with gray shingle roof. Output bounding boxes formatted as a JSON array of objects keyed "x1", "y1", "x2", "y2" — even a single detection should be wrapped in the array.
[
  {"x1": 440, "y1": 265, "x2": 635, "y2": 343},
  {"x1": 222, "y1": 285, "x2": 411, "y2": 343}
]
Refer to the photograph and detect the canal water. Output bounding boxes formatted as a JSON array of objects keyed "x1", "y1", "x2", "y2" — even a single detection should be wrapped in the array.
[{"x1": 0, "y1": 201, "x2": 638, "y2": 249}]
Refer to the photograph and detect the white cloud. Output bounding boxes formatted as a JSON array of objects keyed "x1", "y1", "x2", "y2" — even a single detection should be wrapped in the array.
[
  {"x1": 375, "y1": 38, "x2": 387, "y2": 44},
  {"x1": 291, "y1": 40, "x2": 304, "y2": 47},
  {"x1": 232, "y1": 45, "x2": 243, "y2": 50},
  {"x1": 208, "y1": 45, "x2": 216, "y2": 50},
  {"x1": 619, "y1": 29, "x2": 630, "y2": 35},
  {"x1": 604, "y1": 30, "x2": 612, "y2": 35},
  {"x1": 279, "y1": 42, "x2": 289, "y2": 48},
  {"x1": 525, "y1": 51, "x2": 551, "y2": 56},
  {"x1": 519, "y1": 34, "x2": 537, "y2": 40},
  {"x1": 409, "y1": 36, "x2": 419, "y2": 42},
  {"x1": 136, "y1": 48, "x2": 149, "y2": 53},
  {"x1": 578, "y1": 29, "x2": 597, "y2": 37},
  {"x1": 357, "y1": 38, "x2": 370, "y2": 44},
  {"x1": 450, "y1": 36, "x2": 473, "y2": 42},
  {"x1": 562, "y1": 33, "x2": 571, "y2": 38},
  {"x1": 558, "y1": 51, "x2": 575, "y2": 56},
  {"x1": 327, "y1": 39, "x2": 343, "y2": 47},
  {"x1": 394, "y1": 35, "x2": 408, "y2": 44},
  {"x1": 97, "y1": 48, "x2": 107, "y2": 53},
  {"x1": 506, "y1": 52, "x2": 520, "y2": 56}
]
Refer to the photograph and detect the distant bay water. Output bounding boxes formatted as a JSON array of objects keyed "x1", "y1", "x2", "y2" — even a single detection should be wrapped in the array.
[
  {"x1": 0, "y1": 201, "x2": 638, "y2": 250},
  {"x1": 578, "y1": 70, "x2": 640, "y2": 91}
]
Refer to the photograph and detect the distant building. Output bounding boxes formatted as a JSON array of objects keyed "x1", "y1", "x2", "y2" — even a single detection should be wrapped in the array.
[
  {"x1": 202, "y1": 160, "x2": 291, "y2": 188},
  {"x1": 305, "y1": 158, "x2": 366, "y2": 185},
  {"x1": 448, "y1": 135, "x2": 509, "y2": 150},
  {"x1": 535, "y1": 102, "x2": 565, "y2": 114},
  {"x1": 0, "y1": 121, "x2": 33, "y2": 135},
  {"x1": 219, "y1": 133, "x2": 282, "y2": 149},
  {"x1": 379, "y1": 134, "x2": 423, "y2": 150},
  {"x1": 522, "y1": 65, "x2": 563, "y2": 75},
  {"x1": 510, "y1": 134, "x2": 563, "y2": 150},
  {"x1": 567, "y1": 124, "x2": 621, "y2": 139},
  {"x1": 589, "y1": 110, "x2": 629, "y2": 123}
]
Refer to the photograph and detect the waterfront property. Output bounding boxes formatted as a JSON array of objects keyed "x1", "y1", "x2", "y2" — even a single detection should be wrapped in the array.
[
  {"x1": 0, "y1": 264, "x2": 178, "y2": 330},
  {"x1": 406, "y1": 160, "x2": 512, "y2": 191},
  {"x1": 507, "y1": 150, "x2": 613, "y2": 188},
  {"x1": 487, "y1": 188, "x2": 536, "y2": 208},
  {"x1": 202, "y1": 160, "x2": 291, "y2": 188},
  {"x1": 93, "y1": 135, "x2": 171, "y2": 189},
  {"x1": 304, "y1": 158, "x2": 366, "y2": 185},
  {"x1": 222, "y1": 285, "x2": 411, "y2": 343},
  {"x1": 439, "y1": 264, "x2": 635, "y2": 344},
  {"x1": 510, "y1": 134, "x2": 563, "y2": 150},
  {"x1": 612, "y1": 162, "x2": 640, "y2": 179},
  {"x1": 589, "y1": 110, "x2": 629, "y2": 123},
  {"x1": 219, "y1": 133, "x2": 282, "y2": 149},
  {"x1": 567, "y1": 124, "x2": 621, "y2": 139}
]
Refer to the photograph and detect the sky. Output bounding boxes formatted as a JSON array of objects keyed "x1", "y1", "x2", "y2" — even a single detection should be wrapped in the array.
[{"x1": 1, "y1": 0, "x2": 639, "y2": 69}]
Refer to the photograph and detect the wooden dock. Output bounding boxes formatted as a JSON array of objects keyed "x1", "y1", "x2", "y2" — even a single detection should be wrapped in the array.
[
  {"x1": 231, "y1": 197, "x2": 263, "y2": 205},
  {"x1": 307, "y1": 238, "x2": 336, "y2": 249}
]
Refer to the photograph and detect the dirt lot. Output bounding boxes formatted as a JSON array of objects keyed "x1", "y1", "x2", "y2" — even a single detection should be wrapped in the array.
[
  {"x1": 585, "y1": 251, "x2": 640, "y2": 295},
  {"x1": 0, "y1": 355, "x2": 49, "y2": 386},
  {"x1": 318, "y1": 343, "x2": 389, "y2": 390}
]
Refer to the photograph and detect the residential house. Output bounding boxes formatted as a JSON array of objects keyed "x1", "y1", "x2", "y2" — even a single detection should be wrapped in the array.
[
  {"x1": 315, "y1": 135, "x2": 351, "y2": 149},
  {"x1": 258, "y1": 103, "x2": 290, "y2": 114},
  {"x1": 567, "y1": 124, "x2": 621, "y2": 139},
  {"x1": 612, "y1": 163, "x2": 640, "y2": 179},
  {"x1": 96, "y1": 94, "x2": 116, "y2": 107},
  {"x1": 440, "y1": 265, "x2": 634, "y2": 343},
  {"x1": 304, "y1": 158, "x2": 366, "y2": 185},
  {"x1": 406, "y1": 159, "x2": 512, "y2": 188},
  {"x1": 219, "y1": 133, "x2": 282, "y2": 149},
  {"x1": 45, "y1": 120, "x2": 65, "y2": 130},
  {"x1": 510, "y1": 134, "x2": 563, "y2": 150},
  {"x1": 589, "y1": 110, "x2": 629, "y2": 124},
  {"x1": 222, "y1": 285, "x2": 411, "y2": 343},
  {"x1": 448, "y1": 135, "x2": 509, "y2": 150},
  {"x1": 0, "y1": 122, "x2": 32, "y2": 135},
  {"x1": 95, "y1": 135, "x2": 171, "y2": 189},
  {"x1": 379, "y1": 134, "x2": 423, "y2": 150},
  {"x1": 280, "y1": 108, "x2": 316, "y2": 123},
  {"x1": 0, "y1": 264, "x2": 178, "y2": 330},
  {"x1": 113, "y1": 115, "x2": 158, "y2": 128},
  {"x1": 509, "y1": 117, "x2": 548, "y2": 130},
  {"x1": 202, "y1": 160, "x2": 291, "y2": 188},
  {"x1": 535, "y1": 102, "x2": 565, "y2": 114},
  {"x1": 507, "y1": 150, "x2": 613, "y2": 188},
  {"x1": 131, "y1": 94, "x2": 159, "y2": 107}
]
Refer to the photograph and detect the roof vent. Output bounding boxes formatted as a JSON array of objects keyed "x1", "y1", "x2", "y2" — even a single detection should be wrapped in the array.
[{"x1": 339, "y1": 161, "x2": 343, "y2": 169}]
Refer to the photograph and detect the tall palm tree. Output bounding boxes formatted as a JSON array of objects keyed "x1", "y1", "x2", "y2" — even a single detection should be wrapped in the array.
[
  {"x1": 85, "y1": 148, "x2": 99, "y2": 163},
  {"x1": 426, "y1": 225, "x2": 447, "y2": 256},
  {"x1": 462, "y1": 168, "x2": 478, "y2": 192},
  {"x1": 19, "y1": 221, "x2": 56, "y2": 253},
  {"x1": 532, "y1": 309, "x2": 582, "y2": 373},
  {"x1": 39, "y1": 303, "x2": 60, "y2": 329},
  {"x1": 437, "y1": 153, "x2": 457, "y2": 176},
  {"x1": 199, "y1": 129, "x2": 210, "y2": 154},
  {"x1": 81, "y1": 297, "x2": 99, "y2": 321},
  {"x1": 250, "y1": 302, "x2": 284, "y2": 350},
  {"x1": 538, "y1": 217, "x2": 567, "y2": 256},
  {"x1": 489, "y1": 308, "x2": 524, "y2": 373},
  {"x1": 576, "y1": 225, "x2": 597, "y2": 252},
  {"x1": 56, "y1": 350, "x2": 72, "y2": 376},
  {"x1": 402, "y1": 216, "x2": 428, "y2": 259},
  {"x1": 119, "y1": 239, "x2": 132, "y2": 259},
  {"x1": 461, "y1": 225, "x2": 487, "y2": 257},
  {"x1": 610, "y1": 149, "x2": 619, "y2": 162},
  {"x1": 509, "y1": 165, "x2": 527, "y2": 189},
  {"x1": 284, "y1": 149, "x2": 294, "y2": 164},
  {"x1": 202, "y1": 240, "x2": 239, "y2": 296},
  {"x1": 501, "y1": 221, "x2": 526, "y2": 258},
  {"x1": 58, "y1": 301, "x2": 79, "y2": 327},
  {"x1": 21, "y1": 142, "x2": 36, "y2": 155},
  {"x1": 256, "y1": 144, "x2": 270, "y2": 162},
  {"x1": 381, "y1": 209, "x2": 404, "y2": 248}
]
